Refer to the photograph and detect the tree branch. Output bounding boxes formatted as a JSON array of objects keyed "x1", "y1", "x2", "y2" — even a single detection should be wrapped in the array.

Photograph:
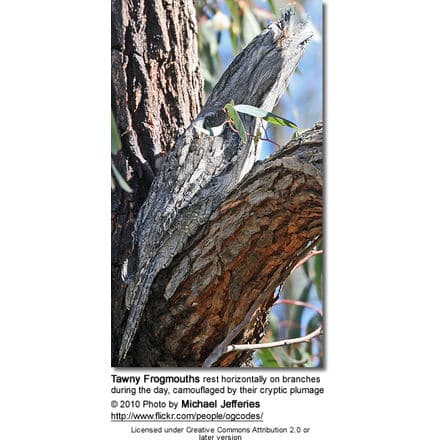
[
  {"x1": 130, "y1": 122, "x2": 323, "y2": 367},
  {"x1": 225, "y1": 326, "x2": 323, "y2": 354},
  {"x1": 197, "y1": 123, "x2": 323, "y2": 367},
  {"x1": 119, "y1": 8, "x2": 322, "y2": 365}
]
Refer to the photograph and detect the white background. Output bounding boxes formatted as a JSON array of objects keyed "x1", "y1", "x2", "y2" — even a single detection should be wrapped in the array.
[{"x1": 1, "y1": 0, "x2": 439, "y2": 438}]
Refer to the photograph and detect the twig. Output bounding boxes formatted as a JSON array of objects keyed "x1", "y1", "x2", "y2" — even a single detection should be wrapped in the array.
[
  {"x1": 292, "y1": 249, "x2": 323, "y2": 272},
  {"x1": 224, "y1": 298, "x2": 323, "y2": 354},
  {"x1": 260, "y1": 122, "x2": 280, "y2": 148},
  {"x1": 224, "y1": 325, "x2": 323, "y2": 353},
  {"x1": 226, "y1": 119, "x2": 281, "y2": 148},
  {"x1": 276, "y1": 299, "x2": 323, "y2": 317}
]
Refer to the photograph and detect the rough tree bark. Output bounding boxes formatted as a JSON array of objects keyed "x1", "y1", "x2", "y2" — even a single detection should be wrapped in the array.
[
  {"x1": 112, "y1": 0, "x2": 322, "y2": 367},
  {"x1": 111, "y1": 0, "x2": 203, "y2": 365}
]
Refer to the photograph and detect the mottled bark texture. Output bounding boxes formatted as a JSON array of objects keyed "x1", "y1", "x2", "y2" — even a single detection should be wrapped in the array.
[
  {"x1": 112, "y1": 1, "x2": 322, "y2": 367},
  {"x1": 111, "y1": 0, "x2": 203, "y2": 365}
]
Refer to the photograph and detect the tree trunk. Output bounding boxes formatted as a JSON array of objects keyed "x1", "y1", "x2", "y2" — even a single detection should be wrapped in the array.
[
  {"x1": 112, "y1": 1, "x2": 322, "y2": 367},
  {"x1": 111, "y1": 0, "x2": 203, "y2": 365}
]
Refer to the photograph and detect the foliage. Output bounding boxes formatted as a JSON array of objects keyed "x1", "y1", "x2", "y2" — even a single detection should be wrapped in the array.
[
  {"x1": 224, "y1": 100, "x2": 300, "y2": 144},
  {"x1": 234, "y1": 104, "x2": 299, "y2": 130},
  {"x1": 224, "y1": 100, "x2": 248, "y2": 143}
]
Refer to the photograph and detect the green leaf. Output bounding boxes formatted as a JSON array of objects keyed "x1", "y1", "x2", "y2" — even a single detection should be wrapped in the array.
[
  {"x1": 225, "y1": 0, "x2": 240, "y2": 22},
  {"x1": 291, "y1": 130, "x2": 300, "y2": 140},
  {"x1": 229, "y1": 27, "x2": 239, "y2": 54},
  {"x1": 267, "y1": 0, "x2": 278, "y2": 16},
  {"x1": 111, "y1": 161, "x2": 133, "y2": 193},
  {"x1": 242, "y1": 9, "x2": 261, "y2": 46},
  {"x1": 254, "y1": 128, "x2": 262, "y2": 144},
  {"x1": 256, "y1": 348, "x2": 280, "y2": 367},
  {"x1": 234, "y1": 104, "x2": 299, "y2": 130},
  {"x1": 111, "y1": 112, "x2": 122, "y2": 155},
  {"x1": 225, "y1": 101, "x2": 247, "y2": 143},
  {"x1": 225, "y1": 0, "x2": 240, "y2": 53}
]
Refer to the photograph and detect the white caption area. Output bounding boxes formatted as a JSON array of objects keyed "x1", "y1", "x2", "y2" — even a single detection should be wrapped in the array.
[{"x1": 108, "y1": 371, "x2": 328, "y2": 439}]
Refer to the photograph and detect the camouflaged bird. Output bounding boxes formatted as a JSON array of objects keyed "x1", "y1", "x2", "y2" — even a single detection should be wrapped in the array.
[{"x1": 119, "y1": 8, "x2": 313, "y2": 362}]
